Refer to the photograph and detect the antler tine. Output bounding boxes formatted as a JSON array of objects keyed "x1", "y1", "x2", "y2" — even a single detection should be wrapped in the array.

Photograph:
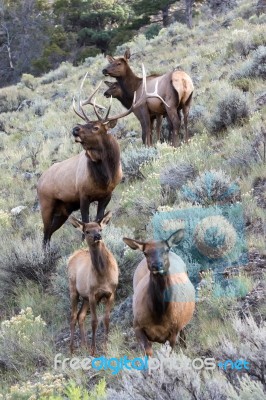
[
  {"x1": 141, "y1": 64, "x2": 170, "y2": 108},
  {"x1": 81, "y1": 80, "x2": 106, "y2": 110},
  {"x1": 93, "y1": 98, "x2": 104, "y2": 121},
  {"x1": 101, "y1": 63, "x2": 170, "y2": 123},
  {"x1": 72, "y1": 96, "x2": 88, "y2": 122},
  {"x1": 105, "y1": 96, "x2": 112, "y2": 120}
]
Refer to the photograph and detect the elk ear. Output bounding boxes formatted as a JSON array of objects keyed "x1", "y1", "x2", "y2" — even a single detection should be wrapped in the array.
[
  {"x1": 123, "y1": 238, "x2": 144, "y2": 251},
  {"x1": 104, "y1": 81, "x2": 113, "y2": 87},
  {"x1": 107, "y1": 55, "x2": 115, "y2": 63},
  {"x1": 166, "y1": 229, "x2": 184, "y2": 248},
  {"x1": 124, "y1": 48, "x2": 131, "y2": 61},
  {"x1": 68, "y1": 216, "x2": 84, "y2": 233},
  {"x1": 105, "y1": 120, "x2": 117, "y2": 129},
  {"x1": 98, "y1": 211, "x2": 112, "y2": 227}
]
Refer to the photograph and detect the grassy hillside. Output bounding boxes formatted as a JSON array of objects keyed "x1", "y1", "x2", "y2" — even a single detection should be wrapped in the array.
[{"x1": 0, "y1": 0, "x2": 265, "y2": 398}]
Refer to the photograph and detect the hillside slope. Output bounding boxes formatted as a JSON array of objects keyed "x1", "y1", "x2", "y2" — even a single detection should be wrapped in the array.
[{"x1": 0, "y1": 0, "x2": 265, "y2": 398}]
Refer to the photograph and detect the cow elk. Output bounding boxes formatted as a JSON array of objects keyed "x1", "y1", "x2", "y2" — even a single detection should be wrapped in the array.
[
  {"x1": 102, "y1": 49, "x2": 194, "y2": 147},
  {"x1": 68, "y1": 211, "x2": 119, "y2": 355},
  {"x1": 123, "y1": 230, "x2": 195, "y2": 356},
  {"x1": 37, "y1": 72, "x2": 164, "y2": 245},
  {"x1": 104, "y1": 80, "x2": 165, "y2": 143}
]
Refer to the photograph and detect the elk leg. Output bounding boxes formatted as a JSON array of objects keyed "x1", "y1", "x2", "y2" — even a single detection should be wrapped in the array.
[
  {"x1": 49, "y1": 214, "x2": 68, "y2": 238},
  {"x1": 80, "y1": 197, "x2": 90, "y2": 223},
  {"x1": 156, "y1": 115, "x2": 163, "y2": 143},
  {"x1": 168, "y1": 332, "x2": 178, "y2": 352},
  {"x1": 136, "y1": 106, "x2": 152, "y2": 146},
  {"x1": 77, "y1": 298, "x2": 90, "y2": 350},
  {"x1": 103, "y1": 293, "x2": 114, "y2": 352},
  {"x1": 179, "y1": 329, "x2": 187, "y2": 349},
  {"x1": 134, "y1": 327, "x2": 153, "y2": 357},
  {"x1": 41, "y1": 201, "x2": 55, "y2": 246},
  {"x1": 166, "y1": 108, "x2": 181, "y2": 147},
  {"x1": 89, "y1": 297, "x2": 98, "y2": 356},
  {"x1": 96, "y1": 195, "x2": 111, "y2": 221},
  {"x1": 183, "y1": 93, "x2": 193, "y2": 143},
  {"x1": 70, "y1": 290, "x2": 79, "y2": 353}
]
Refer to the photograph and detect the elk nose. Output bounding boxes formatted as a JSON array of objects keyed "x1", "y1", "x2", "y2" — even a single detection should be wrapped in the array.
[
  {"x1": 94, "y1": 233, "x2": 102, "y2": 241},
  {"x1": 72, "y1": 126, "x2": 80, "y2": 137},
  {"x1": 102, "y1": 68, "x2": 108, "y2": 75},
  {"x1": 152, "y1": 262, "x2": 164, "y2": 271}
]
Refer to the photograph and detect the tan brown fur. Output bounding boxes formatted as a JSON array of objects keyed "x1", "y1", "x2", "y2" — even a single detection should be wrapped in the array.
[
  {"x1": 37, "y1": 120, "x2": 122, "y2": 245},
  {"x1": 102, "y1": 50, "x2": 194, "y2": 146},
  {"x1": 68, "y1": 212, "x2": 119, "y2": 355},
  {"x1": 123, "y1": 231, "x2": 195, "y2": 356}
]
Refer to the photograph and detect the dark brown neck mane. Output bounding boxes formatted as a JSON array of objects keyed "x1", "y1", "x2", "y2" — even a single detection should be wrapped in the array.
[
  {"x1": 86, "y1": 135, "x2": 120, "y2": 188},
  {"x1": 148, "y1": 272, "x2": 170, "y2": 323},
  {"x1": 89, "y1": 242, "x2": 107, "y2": 275},
  {"x1": 116, "y1": 66, "x2": 142, "y2": 99}
]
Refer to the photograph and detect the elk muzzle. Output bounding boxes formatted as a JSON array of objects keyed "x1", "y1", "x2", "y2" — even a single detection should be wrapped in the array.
[
  {"x1": 94, "y1": 233, "x2": 102, "y2": 242},
  {"x1": 72, "y1": 126, "x2": 82, "y2": 142},
  {"x1": 151, "y1": 262, "x2": 165, "y2": 275},
  {"x1": 102, "y1": 68, "x2": 109, "y2": 76}
]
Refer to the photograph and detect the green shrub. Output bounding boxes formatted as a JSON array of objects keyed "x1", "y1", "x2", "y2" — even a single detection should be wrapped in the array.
[
  {"x1": 121, "y1": 145, "x2": 158, "y2": 182},
  {"x1": 209, "y1": 88, "x2": 249, "y2": 134},
  {"x1": 0, "y1": 87, "x2": 32, "y2": 113},
  {"x1": 0, "y1": 233, "x2": 60, "y2": 306},
  {"x1": 180, "y1": 169, "x2": 240, "y2": 205},
  {"x1": 145, "y1": 24, "x2": 161, "y2": 40},
  {"x1": 20, "y1": 74, "x2": 38, "y2": 90},
  {"x1": 0, "y1": 308, "x2": 52, "y2": 376},
  {"x1": 41, "y1": 63, "x2": 70, "y2": 85},
  {"x1": 231, "y1": 46, "x2": 266, "y2": 80}
]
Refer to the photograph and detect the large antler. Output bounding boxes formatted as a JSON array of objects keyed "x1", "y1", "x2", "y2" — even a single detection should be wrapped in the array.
[
  {"x1": 101, "y1": 64, "x2": 169, "y2": 124},
  {"x1": 73, "y1": 72, "x2": 106, "y2": 122}
]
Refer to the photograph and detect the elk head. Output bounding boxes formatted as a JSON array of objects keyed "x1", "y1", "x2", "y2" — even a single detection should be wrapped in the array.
[
  {"x1": 102, "y1": 49, "x2": 131, "y2": 77},
  {"x1": 103, "y1": 81, "x2": 123, "y2": 99},
  {"x1": 123, "y1": 229, "x2": 184, "y2": 275},
  {"x1": 69, "y1": 211, "x2": 112, "y2": 246}
]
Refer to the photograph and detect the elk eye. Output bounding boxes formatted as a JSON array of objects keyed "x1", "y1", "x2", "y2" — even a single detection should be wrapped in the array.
[
  {"x1": 92, "y1": 126, "x2": 100, "y2": 132},
  {"x1": 85, "y1": 231, "x2": 90, "y2": 234},
  {"x1": 117, "y1": 62, "x2": 121, "y2": 66}
]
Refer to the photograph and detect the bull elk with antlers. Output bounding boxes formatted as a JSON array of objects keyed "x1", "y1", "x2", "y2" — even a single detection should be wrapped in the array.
[
  {"x1": 37, "y1": 71, "x2": 167, "y2": 244},
  {"x1": 123, "y1": 230, "x2": 195, "y2": 356},
  {"x1": 68, "y1": 211, "x2": 118, "y2": 355},
  {"x1": 102, "y1": 49, "x2": 194, "y2": 147}
]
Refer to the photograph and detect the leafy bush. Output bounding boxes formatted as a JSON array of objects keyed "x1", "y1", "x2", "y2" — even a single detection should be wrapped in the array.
[
  {"x1": 20, "y1": 74, "x2": 37, "y2": 90},
  {"x1": 40, "y1": 63, "x2": 70, "y2": 84},
  {"x1": 121, "y1": 145, "x2": 158, "y2": 182},
  {"x1": 215, "y1": 314, "x2": 266, "y2": 386},
  {"x1": 0, "y1": 87, "x2": 31, "y2": 113},
  {"x1": 231, "y1": 46, "x2": 266, "y2": 80},
  {"x1": 2, "y1": 373, "x2": 106, "y2": 400},
  {"x1": 209, "y1": 88, "x2": 249, "y2": 134},
  {"x1": 180, "y1": 169, "x2": 240, "y2": 205},
  {"x1": 0, "y1": 308, "x2": 51, "y2": 375},
  {"x1": 0, "y1": 233, "x2": 60, "y2": 305},
  {"x1": 145, "y1": 24, "x2": 161, "y2": 40}
]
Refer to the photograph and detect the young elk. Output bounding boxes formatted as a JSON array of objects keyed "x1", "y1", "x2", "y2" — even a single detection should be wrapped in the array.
[
  {"x1": 123, "y1": 230, "x2": 195, "y2": 356},
  {"x1": 102, "y1": 49, "x2": 194, "y2": 147},
  {"x1": 37, "y1": 71, "x2": 164, "y2": 245},
  {"x1": 68, "y1": 211, "x2": 119, "y2": 355}
]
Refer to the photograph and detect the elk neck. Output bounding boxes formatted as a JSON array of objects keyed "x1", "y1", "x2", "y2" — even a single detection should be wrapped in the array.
[
  {"x1": 86, "y1": 135, "x2": 120, "y2": 188},
  {"x1": 117, "y1": 68, "x2": 142, "y2": 99},
  {"x1": 148, "y1": 271, "x2": 171, "y2": 323},
  {"x1": 89, "y1": 241, "x2": 108, "y2": 276}
]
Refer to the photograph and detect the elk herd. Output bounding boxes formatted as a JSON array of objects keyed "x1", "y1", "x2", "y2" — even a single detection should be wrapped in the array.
[{"x1": 37, "y1": 49, "x2": 196, "y2": 357}]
